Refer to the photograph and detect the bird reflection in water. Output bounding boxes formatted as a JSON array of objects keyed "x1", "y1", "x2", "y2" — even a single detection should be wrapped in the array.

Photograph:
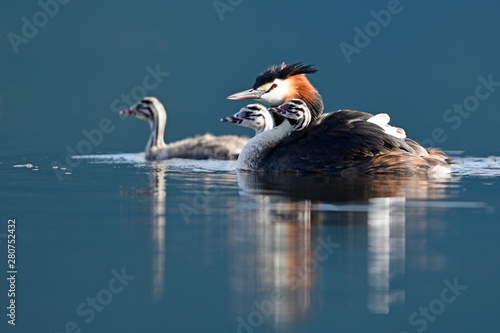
[
  {"x1": 149, "y1": 167, "x2": 167, "y2": 301},
  {"x1": 121, "y1": 166, "x2": 167, "y2": 301},
  {"x1": 123, "y1": 164, "x2": 455, "y2": 327},
  {"x1": 232, "y1": 171, "x2": 454, "y2": 327},
  {"x1": 231, "y1": 173, "x2": 318, "y2": 325}
]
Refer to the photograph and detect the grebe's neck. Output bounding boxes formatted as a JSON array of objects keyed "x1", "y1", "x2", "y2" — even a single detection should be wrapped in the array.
[
  {"x1": 237, "y1": 120, "x2": 293, "y2": 170},
  {"x1": 145, "y1": 108, "x2": 167, "y2": 159},
  {"x1": 255, "y1": 110, "x2": 275, "y2": 135}
]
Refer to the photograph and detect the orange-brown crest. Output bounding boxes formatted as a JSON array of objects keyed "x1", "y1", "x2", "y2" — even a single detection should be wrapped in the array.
[{"x1": 288, "y1": 74, "x2": 318, "y2": 106}]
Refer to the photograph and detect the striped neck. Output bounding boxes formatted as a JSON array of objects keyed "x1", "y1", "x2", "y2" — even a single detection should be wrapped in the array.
[
  {"x1": 255, "y1": 110, "x2": 275, "y2": 135},
  {"x1": 288, "y1": 74, "x2": 324, "y2": 122},
  {"x1": 273, "y1": 75, "x2": 324, "y2": 125},
  {"x1": 291, "y1": 111, "x2": 311, "y2": 132},
  {"x1": 146, "y1": 105, "x2": 167, "y2": 154}
]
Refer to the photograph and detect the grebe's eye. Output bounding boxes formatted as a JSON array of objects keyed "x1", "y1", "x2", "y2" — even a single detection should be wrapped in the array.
[{"x1": 271, "y1": 83, "x2": 278, "y2": 89}]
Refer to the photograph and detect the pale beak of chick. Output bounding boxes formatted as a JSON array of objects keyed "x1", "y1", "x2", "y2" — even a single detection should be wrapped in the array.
[
  {"x1": 220, "y1": 115, "x2": 242, "y2": 124},
  {"x1": 270, "y1": 104, "x2": 288, "y2": 115},
  {"x1": 119, "y1": 106, "x2": 137, "y2": 116}
]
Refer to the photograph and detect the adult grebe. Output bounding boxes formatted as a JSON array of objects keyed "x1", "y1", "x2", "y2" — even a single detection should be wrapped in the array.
[
  {"x1": 227, "y1": 62, "x2": 323, "y2": 126},
  {"x1": 237, "y1": 99, "x2": 450, "y2": 175},
  {"x1": 120, "y1": 97, "x2": 248, "y2": 160},
  {"x1": 220, "y1": 104, "x2": 274, "y2": 135},
  {"x1": 227, "y1": 63, "x2": 450, "y2": 175}
]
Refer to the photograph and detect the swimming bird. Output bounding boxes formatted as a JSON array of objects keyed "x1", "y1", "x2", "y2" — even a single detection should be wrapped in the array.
[
  {"x1": 220, "y1": 104, "x2": 274, "y2": 136},
  {"x1": 237, "y1": 99, "x2": 450, "y2": 175},
  {"x1": 120, "y1": 97, "x2": 248, "y2": 160},
  {"x1": 227, "y1": 62, "x2": 323, "y2": 126}
]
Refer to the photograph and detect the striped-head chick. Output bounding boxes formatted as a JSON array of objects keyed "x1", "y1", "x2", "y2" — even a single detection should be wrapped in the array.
[
  {"x1": 119, "y1": 97, "x2": 168, "y2": 151},
  {"x1": 119, "y1": 97, "x2": 166, "y2": 127},
  {"x1": 271, "y1": 99, "x2": 312, "y2": 132},
  {"x1": 221, "y1": 104, "x2": 273, "y2": 135}
]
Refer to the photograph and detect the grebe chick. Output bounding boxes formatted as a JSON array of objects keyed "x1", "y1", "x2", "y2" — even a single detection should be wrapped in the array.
[
  {"x1": 238, "y1": 99, "x2": 450, "y2": 175},
  {"x1": 220, "y1": 104, "x2": 274, "y2": 135},
  {"x1": 120, "y1": 97, "x2": 248, "y2": 161}
]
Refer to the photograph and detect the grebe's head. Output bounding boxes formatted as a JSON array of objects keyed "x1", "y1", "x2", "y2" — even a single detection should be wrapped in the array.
[
  {"x1": 271, "y1": 99, "x2": 311, "y2": 132},
  {"x1": 220, "y1": 104, "x2": 273, "y2": 134},
  {"x1": 119, "y1": 97, "x2": 166, "y2": 123},
  {"x1": 227, "y1": 62, "x2": 317, "y2": 105},
  {"x1": 227, "y1": 62, "x2": 323, "y2": 124}
]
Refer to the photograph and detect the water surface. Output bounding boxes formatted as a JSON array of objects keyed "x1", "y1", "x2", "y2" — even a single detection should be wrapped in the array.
[
  {"x1": 2, "y1": 154, "x2": 499, "y2": 332},
  {"x1": 2, "y1": 1, "x2": 500, "y2": 332}
]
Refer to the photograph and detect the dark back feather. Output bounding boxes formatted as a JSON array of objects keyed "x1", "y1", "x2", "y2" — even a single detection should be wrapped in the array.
[{"x1": 258, "y1": 110, "x2": 435, "y2": 174}]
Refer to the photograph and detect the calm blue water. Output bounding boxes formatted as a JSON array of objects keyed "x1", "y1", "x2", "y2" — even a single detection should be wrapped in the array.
[
  {"x1": 2, "y1": 1, "x2": 500, "y2": 332},
  {"x1": 2, "y1": 153, "x2": 500, "y2": 332}
]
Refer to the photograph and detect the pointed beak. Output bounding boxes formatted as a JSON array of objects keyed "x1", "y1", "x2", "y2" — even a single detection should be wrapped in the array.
[
  {"x1": 270, "y1": 104, "x2": 288, "y2": 115},
  {"x1": 227, "y1": 88, "x2": 266, "y2": 100},
  {"x1": 119, "y1": 106, "x2": 137, "y2": 116},
  {"x1": 220, "y1": 115, "x2": 242, "y2": 124}
]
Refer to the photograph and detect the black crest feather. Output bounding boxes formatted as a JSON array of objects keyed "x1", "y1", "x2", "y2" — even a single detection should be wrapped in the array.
[{"x1": 252, "y1": 62, "x2": 317, "y2": 89}]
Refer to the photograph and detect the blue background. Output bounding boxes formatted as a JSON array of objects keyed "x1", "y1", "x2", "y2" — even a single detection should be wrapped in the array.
[
  {"x1": 1, "y1": 2, "x2": 500, "y2": 333},
  {"x1": 1, "y1": 0, "x2": 500, "y2": 157}
]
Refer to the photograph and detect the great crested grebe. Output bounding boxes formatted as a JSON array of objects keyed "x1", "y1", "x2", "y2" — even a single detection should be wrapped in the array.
[
  {"x1": 229, "y1": 64, "x2": 451, "y2": 175},
  {"x1": 220, "y1": 104, "x2": 274, "y2": 135},
  {"x1": 120, "y1": 97, "x2": 248, "y2": 160},
  {"x1": 227, "y1": 63, "x2": 323, "y2": 126}
]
